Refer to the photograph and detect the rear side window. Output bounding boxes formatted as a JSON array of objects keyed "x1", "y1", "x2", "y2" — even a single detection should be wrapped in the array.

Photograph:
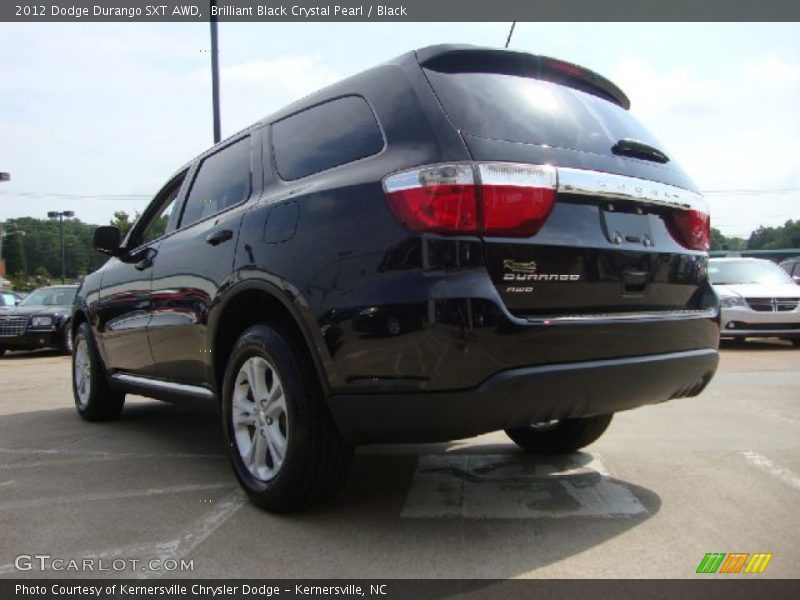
[
  {"x1": 424, "y1": 69, "x2": 663, "y2": 157},
  {"x1": 272, "y1": 96, "x2": 383, "y2": 181},
  {"x1": 180, "y1": 137, "x2": 252, "y2": 227}
]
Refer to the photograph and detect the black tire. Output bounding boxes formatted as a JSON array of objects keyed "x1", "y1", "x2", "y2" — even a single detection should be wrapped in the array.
[
  {"x1": 72, "y1": 322, "x2": 125, "y2": 421},
  {"x1": 222, "y1": 324, "x2": 353, "y2": 513},
  {"x1": 59, "y1": 319, "x2": 73, "y2": 355},
  {"x1": 0, "y1": 349, "x2": 6, "y2": 357},
  {"x1": 788, "y1": 338, "x2": 800, "y2": 347},
  {"x1": 505, "y1": 414, "x2": 614, "y2": 454}
]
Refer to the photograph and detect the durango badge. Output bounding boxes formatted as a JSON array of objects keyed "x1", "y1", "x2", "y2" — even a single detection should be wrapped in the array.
[{"x1": 502, "y1": 259, "x2": 581, "y2": 282}]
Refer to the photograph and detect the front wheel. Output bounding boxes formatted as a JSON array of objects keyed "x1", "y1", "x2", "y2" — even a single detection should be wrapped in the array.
[
  {"x1": 59, "y1": 319, "x2": 73, "y2": 355},
  {"x1": 222, "y1": 324, "x2": 353, "y2": 512},
  {"x1": 505, "y1": 414, "x2": 614, "y2": 454},
  {"x1": 73, "y1": 323, "x2": 125, "y2": 421}
]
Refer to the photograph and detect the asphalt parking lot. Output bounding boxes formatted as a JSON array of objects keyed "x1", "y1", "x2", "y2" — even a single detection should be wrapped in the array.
[{"x1": 0, "y1": 340, "x2": 798, "y2": 579}]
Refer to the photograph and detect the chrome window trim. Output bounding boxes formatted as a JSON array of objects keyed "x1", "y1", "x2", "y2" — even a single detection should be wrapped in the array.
[{"x1": 557, "y1": 167, "x2": 707, "y2": 212}]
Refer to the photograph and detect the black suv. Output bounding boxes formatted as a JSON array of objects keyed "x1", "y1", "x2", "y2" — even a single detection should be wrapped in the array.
[{"x1": 72, "y1": 45, "x2": 720, "y2": 512}]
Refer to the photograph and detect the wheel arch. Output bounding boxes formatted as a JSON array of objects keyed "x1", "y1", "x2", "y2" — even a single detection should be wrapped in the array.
[
  {"x1": 208, "y1": 280, "x2": 335, "y2": 399},
  {"x1": 71, "y1": 308, "x2": 89, "y2": 336}
]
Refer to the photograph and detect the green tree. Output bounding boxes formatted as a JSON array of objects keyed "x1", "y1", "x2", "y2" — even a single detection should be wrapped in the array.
[
  {"x1": 3, "y1": 216, "x2": 108, "y2": 281},
  {"x1": 110, "y1": 211, "x2": 134, "y2": 238},
  {"x1": 747, "y1": 220, "x2": 800, "y2": 250},
  {"x1": 3, "y1": 230, "x2": 27, "y2": 275},
  {"x1": 710, "y1": 227, "x2": 746, "y2": 251},
  {"x1": 710, "y1": 227, "x2": 727, "y2": 251}
]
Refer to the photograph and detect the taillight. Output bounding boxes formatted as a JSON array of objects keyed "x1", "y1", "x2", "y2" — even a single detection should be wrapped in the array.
[
  {"x1": 384, "y1": 164, "x2": 478, "y2": 234},
  {"x1": 667, "y1": 209, "x2": 711, "y2": 251},
  {"x1": 478, "y1": 164, "x2": 557, "y2": 236},
  {"x1": 383, "y1": 163, "x2": 557, "y2": 237}
]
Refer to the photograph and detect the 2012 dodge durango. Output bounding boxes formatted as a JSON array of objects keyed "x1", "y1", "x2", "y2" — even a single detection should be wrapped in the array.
[{"x1": 71, "y1": 45, "x2": 720, "y2": 512}]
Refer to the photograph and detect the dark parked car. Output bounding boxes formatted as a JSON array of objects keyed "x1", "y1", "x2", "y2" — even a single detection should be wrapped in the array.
[
  {"x1": 72, "y1": 45, "x2": 719, "y2": 512},
  {"x1": 0, "y1": 285, "x2": 77, "y2": 356}
]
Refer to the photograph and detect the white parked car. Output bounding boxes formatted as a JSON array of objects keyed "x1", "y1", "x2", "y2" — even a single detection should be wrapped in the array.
[{"x1": 709, "y1": 258, "x2": 800, "y2": 346}]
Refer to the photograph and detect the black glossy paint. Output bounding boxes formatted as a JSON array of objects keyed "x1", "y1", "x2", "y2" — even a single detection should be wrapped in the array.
[{"x1": 74, "y1": 45, "x2": 720, "y2": 441}]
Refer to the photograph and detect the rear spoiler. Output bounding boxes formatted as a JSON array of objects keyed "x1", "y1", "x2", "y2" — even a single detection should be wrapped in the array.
[{"x1": 416, "y1": 44, "x2": 631, "y2": 110}]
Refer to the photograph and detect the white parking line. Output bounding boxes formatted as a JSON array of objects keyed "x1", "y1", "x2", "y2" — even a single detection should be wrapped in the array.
[
  {"x1": 401, "y1": 453, "x2": 645, "y2": 519},
  {"x1": 84, "y1": 489, "x2": 248, "y2": 579},
  {"x1": 0, "y1": 482, "x2": 235, "y2": 511},
  {"x1": 740, "y1": 451, "x2": 800, "y2": 491},
  {"x1": 147, "y1": 489, "x2": 247, "y2": 578},
  {"x1": 0, "y1": 489, "x2": 247, "y2": 578}
]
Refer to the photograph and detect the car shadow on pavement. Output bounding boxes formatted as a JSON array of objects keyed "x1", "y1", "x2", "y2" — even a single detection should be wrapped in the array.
[{"x1": 0, "y1": 403, "x2": 661, "y2": 579}]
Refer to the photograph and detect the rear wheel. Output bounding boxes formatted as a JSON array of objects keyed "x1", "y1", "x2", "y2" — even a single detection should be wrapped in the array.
[
  {"x1": 790, "y1": 338, "x2": 800, "y2": 348},
  {"x1": 72, "y1": 323, "x2": 125, "y2": 421},
  {"x1": 222, "y1": 324, "x2": 353, "y2": 512},
  {"x1": 505, "y1": 414, "x2": 613, "y2": 454}
]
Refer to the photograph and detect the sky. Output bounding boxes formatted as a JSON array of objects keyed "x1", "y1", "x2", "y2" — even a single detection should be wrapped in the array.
[{"x1": 1, "y1": 21, "x2": 799, "y2": 238}]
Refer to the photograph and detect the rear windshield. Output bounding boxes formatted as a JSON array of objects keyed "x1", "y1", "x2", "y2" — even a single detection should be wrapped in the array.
[{"x1": 424, "y1": 69, "x2": 665, "y2": 157}]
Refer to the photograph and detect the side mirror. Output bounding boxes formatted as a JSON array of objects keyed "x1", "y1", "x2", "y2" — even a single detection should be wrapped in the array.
[
  {"x1": 793, "y1": 275, "x2": 800, "y2": 285},
  {"x1": 92, "y1": 226, "x2": 122, "y2": 256}
]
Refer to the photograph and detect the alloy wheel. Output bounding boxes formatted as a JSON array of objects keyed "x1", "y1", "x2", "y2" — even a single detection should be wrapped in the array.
[
  {"x1": 73, "y1": 338, "x2": 91, "y2": 409},
  {"x1": 64, "y1": 324, "x2": 73, "y2": 353},
  {"x1": 232, "y1": 356, "x2": 289, "y2": 482}
]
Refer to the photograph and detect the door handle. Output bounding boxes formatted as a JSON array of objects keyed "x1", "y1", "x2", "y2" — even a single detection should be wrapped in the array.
[{"x1": 206, "y1": 229, "x2": 233, "y2": 246}]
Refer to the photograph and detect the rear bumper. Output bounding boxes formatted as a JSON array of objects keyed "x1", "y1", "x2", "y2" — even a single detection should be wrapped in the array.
[{"x1": 329, "y1": 348, "x2": 719, "y2": 443}]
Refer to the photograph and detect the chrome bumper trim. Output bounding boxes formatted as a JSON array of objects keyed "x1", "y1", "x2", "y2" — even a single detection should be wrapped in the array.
[{"x1": 526, "y1": 307, "x2": 718, "y2": 325}]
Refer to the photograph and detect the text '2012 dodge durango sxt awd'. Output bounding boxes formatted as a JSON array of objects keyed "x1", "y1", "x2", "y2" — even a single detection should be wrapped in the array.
[{"x1": 71, "y1": 45, "x2": 720, "y2": 512}]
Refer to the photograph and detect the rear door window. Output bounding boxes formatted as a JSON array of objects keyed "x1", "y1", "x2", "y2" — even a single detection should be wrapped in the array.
[
  {"x1": 424, "y1": 69, "x2": 663, "y2": 157},
  {"x1": 272, "y1": 96, "x2": 384, "y2": 181},
  {"x1": 180, "y1": 137, "x2": 252, "y2": 228}
]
